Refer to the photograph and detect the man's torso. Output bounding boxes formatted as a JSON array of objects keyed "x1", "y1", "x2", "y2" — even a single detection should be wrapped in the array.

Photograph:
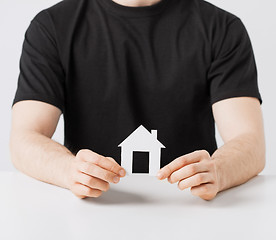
[{"x1": 28, "y1": 0, "x2": 238, "y2": 168}]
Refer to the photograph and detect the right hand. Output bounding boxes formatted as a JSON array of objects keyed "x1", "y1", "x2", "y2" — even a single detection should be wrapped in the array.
[{"x1": 67, "y1": 149, "x2": 126, "y2": 199}]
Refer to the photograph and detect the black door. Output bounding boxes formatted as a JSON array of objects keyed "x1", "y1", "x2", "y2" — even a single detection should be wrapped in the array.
[{"x1": 132, "y1": 151, "x2": 149, "y2": 173}]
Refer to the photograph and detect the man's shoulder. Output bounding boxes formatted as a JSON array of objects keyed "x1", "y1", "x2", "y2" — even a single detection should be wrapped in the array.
[
  {"x1": 31, "y1": 0, "x2": 93, "y2": 27},
  {"x1": 45, "y1": 0, "x2": 87, "y2": 16},
  {"x1": 194, "y1": 0, "x2": 239, "y2": 26}
]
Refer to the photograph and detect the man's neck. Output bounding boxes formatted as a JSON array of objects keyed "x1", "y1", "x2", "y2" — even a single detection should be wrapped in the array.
[{"x1": 111, "y1": 0, "x2": 162, "y2": 7}]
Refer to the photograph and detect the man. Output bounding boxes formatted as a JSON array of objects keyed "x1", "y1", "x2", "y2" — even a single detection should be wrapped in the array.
[{"x1": 10, "y1": 0, "x2": 265, "y2": 200}]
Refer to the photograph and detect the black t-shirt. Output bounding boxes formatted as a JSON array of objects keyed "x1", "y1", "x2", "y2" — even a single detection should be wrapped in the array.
[{"x1": 13, "y1": 0, "x2": 262, "y2": 171}]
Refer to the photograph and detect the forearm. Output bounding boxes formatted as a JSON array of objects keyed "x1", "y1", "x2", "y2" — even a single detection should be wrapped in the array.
[
  {"x1": 212, "y1": 133, "x2": 266, "y2": 192},
  {"x1": 10, "y1": 130, "x2": 74, "y2": 189}
]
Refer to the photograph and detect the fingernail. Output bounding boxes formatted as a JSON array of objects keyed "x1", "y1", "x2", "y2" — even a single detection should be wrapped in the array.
[
  {"x1": 113, "y1": 176, "x2": 120, "y2": 183},
  {"x1": 119, "y1": 169, "x2": 125, "y2": 177}
]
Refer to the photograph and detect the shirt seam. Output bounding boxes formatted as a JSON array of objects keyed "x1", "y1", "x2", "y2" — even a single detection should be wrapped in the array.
[
  {"x1": 13, "y1": 92, "x2": 64, "y2": 112},
  {"x1": 211, "y1": 88, "x2": 262, "y2": 104}
]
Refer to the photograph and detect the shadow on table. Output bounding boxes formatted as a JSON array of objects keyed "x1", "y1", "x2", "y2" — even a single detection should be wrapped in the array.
[
  {"x1": 82, "y1": 175, "x2": 275, "y2": 206},
  {"x1": 84, "y1": 188, "x2": 150, "y2": 205},
  {"x1": 187, "y1": 175, "x2": 274, "y2": 208}
]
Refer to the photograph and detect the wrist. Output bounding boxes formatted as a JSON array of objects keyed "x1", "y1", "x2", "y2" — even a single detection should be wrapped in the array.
[
  {"x1": 62, "y1": 154, "x2": 76, "y2": 189},
  {"x1": 211, "y1": 154, "x2": 225, "y2": 192}
]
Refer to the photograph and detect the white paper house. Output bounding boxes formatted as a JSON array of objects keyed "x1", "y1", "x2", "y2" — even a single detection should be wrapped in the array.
[{"x1": 118, "y1": 125, "x2": 165, "y2": 176}]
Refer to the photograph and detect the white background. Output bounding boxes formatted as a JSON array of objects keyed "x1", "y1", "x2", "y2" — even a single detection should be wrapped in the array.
[{"x1": 0, "y1": 0, "x2": 275, "y2": 174}]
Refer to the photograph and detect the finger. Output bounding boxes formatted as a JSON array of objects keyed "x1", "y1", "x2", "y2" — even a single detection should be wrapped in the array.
[
  {"x1": 157, "y1": 150, "x2": 210, "y2": 180},
  {"x1": 106, "y1": 157, "x2": 117, "y2": 163},
  {"x1": 106, "y1": 157, "x2": 126, "y2": 177},
  {"x1": 178, "y1": 172, "x2": 212, "y2": 190},
  {"x1": 168, "y1": 162, "x2": 208, "y2": 184},
  {"x1": 79, "y1": 162, "x2": 120, "y2": 184},
  {"x1": 190, "y1": 183, "x2": 217, "y2": 200},
  {"x1": 71, "y1": 183, "x2": 103, "y2": 198},
  {"x1": 75, "y1": 172, "x2": 110, "y2": 192},
  {"x1": 77, "y1": 150, "x2": 125, "y2": 177}
]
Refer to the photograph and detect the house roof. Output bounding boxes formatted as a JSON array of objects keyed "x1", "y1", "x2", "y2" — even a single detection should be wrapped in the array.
[{"x1": 118, "y1": 125, "x2": 165, "y2": 149}]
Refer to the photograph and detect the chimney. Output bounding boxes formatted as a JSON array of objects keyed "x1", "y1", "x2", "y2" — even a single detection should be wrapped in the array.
[{"x1": 151, "y1": 130, "x2": 157, "y2": 138}]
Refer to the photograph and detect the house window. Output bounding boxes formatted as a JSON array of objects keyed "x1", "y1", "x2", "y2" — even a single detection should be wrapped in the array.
[{"x1": 132, "y1": 151, "x2": 149, "y2": 173}]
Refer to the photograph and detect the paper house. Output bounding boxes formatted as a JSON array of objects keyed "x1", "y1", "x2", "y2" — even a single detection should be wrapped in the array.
[{"x1": 118, "y1": 125, "x2": 165, "y2": 176}]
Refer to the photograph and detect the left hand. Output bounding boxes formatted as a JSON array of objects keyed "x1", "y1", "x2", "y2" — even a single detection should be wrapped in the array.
[{"x1": 157, "y1": 150, "x2": 220, "y2": 200}]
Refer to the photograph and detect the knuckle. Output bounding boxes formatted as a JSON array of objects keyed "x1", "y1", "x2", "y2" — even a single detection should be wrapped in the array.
[
  {"x1": 85, "y1": 188, "x2": 93, "y2": 196},
  {"x1": 200, "y1": 150, "x2": 210, "y2": 159},
  {"x1": 107, "y1": 157, "x2": 116, "y2": 163},
  {"x1": 169, "y1": 173, "x2": 175, "y2": 183},
  {"x1": 93, "y1": 190, "x2": 103, "y2": 198},
  {"x1": 190, "y1": 187, "x2": 198, "y2": 196},
  {"x1": 207, "y1": 161, "x2": 215, "y2": 171},
  {"x1": 76, "y1": 149, "x2": 88, "y2": 158},
  {"x1": 180, "y1": 157, "x2": 187, "y2": 166},
  {"x1": 71, "y1": 157, "x2": 79, "y2": 168},
  {"x1": 164, "y1": 166, "x2": 171, "y2": 176},
  {"x1": 194, "y1": 150, "x2": 202, "y2": 155},
  {"x1": 196, "y1": 174, "x2": 204, "y2": 183},
  {"x1": 86, "y1": 177, "x2": 94, "y2": 187},
  {"x1": 109, "y1": 164, "x2": 117, "y2": 174},
  {"x1": 76, "y1": 150, "x2": 83, "y2": 159},
  {"x1": 71, "y1": 169, "x2": 78, "y2": 182},
  {"x1": 189, "y1": 165, "x2": 197, "y2": 175},
  {"x1": 204, "y1": 160, "x2": 211, "y2": 167},
  {"x1": 178, "y1": 181, "x2": 185, "y2": 190},
  {"x1": 201, "y1": 185, "x2": 209, "y2": 193},
  {"x1": 102, "y1": 171, "x2": 110, "y2": 181},
  {"x1": 83, "y1": 162, "x2": 92, "y2": 173},
  {"x1": 209, "y1": 161, "x2": 216, "y2": 170},
  {"x1": 79, "y1": 162, "x2": 87, "y2": 172},
  {"x1": 92, "y1": 155, "x2": 101, "y2": 165},
  {"x1": 103, "y1": 183, "x2": 110, "y2": 192}
]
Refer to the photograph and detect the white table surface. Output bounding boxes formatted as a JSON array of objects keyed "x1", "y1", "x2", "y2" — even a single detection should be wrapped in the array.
[{"x1": 0, "y1": 172, "x2": 275, "y2": 240}]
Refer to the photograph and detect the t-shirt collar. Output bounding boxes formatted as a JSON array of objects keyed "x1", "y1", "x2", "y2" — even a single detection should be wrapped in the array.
[{"x1": 97, "y1": 0, "x2": 171, "y2": 18}]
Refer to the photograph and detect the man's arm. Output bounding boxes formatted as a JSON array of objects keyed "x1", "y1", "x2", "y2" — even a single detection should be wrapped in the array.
[
  {"x1": 10, "y1": 101, "x2": 125, "y2": 198},
  {"x1": 10, "y1": 100, "x2": 72, "y2": 188},
  {"x1": 157, "y1": 97, "x2": 265, "y2": 200},
  {"x1": 211, "y1": 97, "x2": 265, "y2": 191}
]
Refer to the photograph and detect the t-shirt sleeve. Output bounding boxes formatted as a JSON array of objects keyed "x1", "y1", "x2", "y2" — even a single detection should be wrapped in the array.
[
  {"x1": 208, "y1": 17, "x2": 262, "y2": 105},
  {"x1": 12, "y1": 10, "x2": 65, "y2": 112}
]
